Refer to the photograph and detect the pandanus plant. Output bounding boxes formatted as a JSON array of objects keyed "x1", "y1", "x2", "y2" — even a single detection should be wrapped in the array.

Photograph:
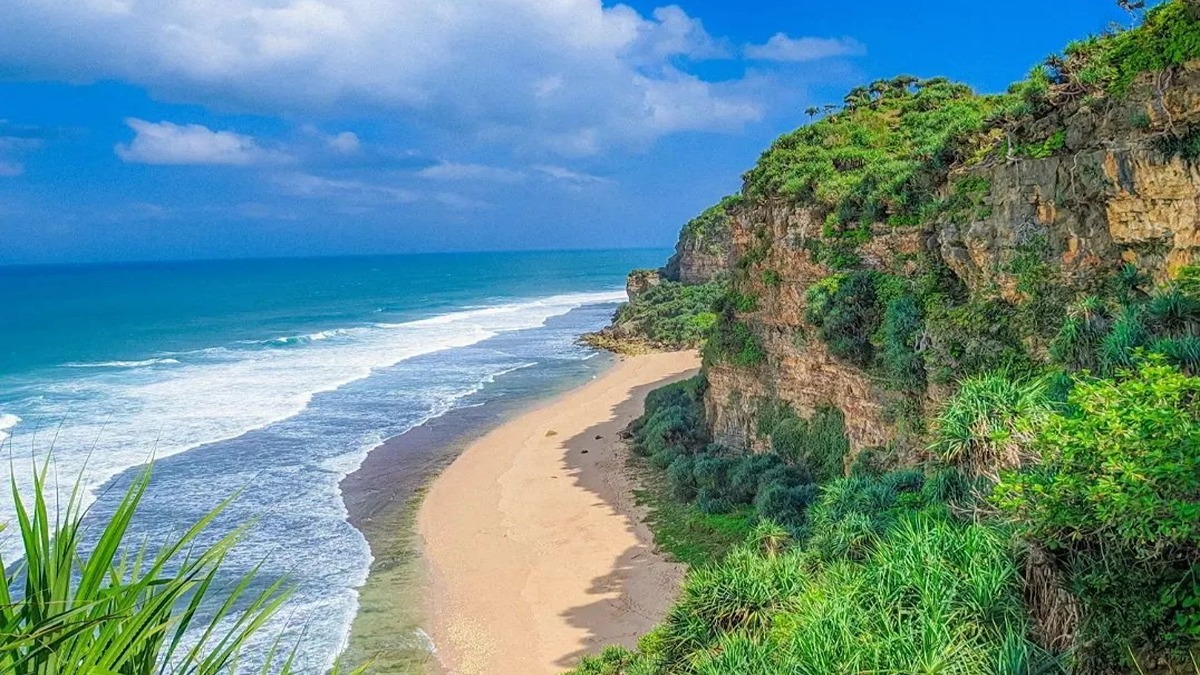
[{"x1": 0, "y1": 460, "x2": 368, "y2": 674}]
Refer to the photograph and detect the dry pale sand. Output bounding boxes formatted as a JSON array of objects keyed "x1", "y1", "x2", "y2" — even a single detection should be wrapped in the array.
[{"x1": 417, "y1": 351, "x2": 699, "y2": 675}]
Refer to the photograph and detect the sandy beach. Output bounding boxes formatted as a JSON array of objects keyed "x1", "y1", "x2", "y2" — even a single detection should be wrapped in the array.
[{"x1": 418, "y1": 351, "x2": 699, "y2": 674}]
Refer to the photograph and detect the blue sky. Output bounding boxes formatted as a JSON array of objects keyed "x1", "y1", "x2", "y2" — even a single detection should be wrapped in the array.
[{"x1": 0, "y1": 0, "x2": 1132, "y2": 264}]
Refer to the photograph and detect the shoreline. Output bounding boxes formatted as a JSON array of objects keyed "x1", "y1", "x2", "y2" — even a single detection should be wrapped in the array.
[
  {"x1": 417, "y1": 351, "x2": 698, "y2": 674},
  {"x1": 339, "y1": 351, "x2": 618, "y2": 672}
]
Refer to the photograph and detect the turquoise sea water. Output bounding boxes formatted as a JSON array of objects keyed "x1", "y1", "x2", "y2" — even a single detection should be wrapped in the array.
[{"x1": 0, "y1": 249, "x2": 664, "y2": 670}]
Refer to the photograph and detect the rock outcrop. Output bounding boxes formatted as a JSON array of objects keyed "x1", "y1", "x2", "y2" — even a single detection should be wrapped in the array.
[{"x1": 661, "y1": 196, "x2": 738, "y2": 284}]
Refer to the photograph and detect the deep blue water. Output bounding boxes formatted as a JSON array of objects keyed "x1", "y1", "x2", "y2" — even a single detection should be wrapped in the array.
[{"x1": 0, "y1": 249, "x2": 663, "y2": 671}]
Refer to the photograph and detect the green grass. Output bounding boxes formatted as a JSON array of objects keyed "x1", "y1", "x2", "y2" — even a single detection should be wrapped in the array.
[{"x1": 631, "y1": 458, "x2": 755, "y2": 568}]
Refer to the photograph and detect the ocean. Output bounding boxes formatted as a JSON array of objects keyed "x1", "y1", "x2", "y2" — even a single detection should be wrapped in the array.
[{"x1": 0, "y1": 249, "x2": 664, "y2": 671}]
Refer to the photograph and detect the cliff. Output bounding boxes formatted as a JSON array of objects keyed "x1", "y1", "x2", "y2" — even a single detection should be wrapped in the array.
[
  {"x1": 661, "y1": 195, "x2": 738, "y2": 284},
  {"x1": 582, "y1": 5, "x2": 1200, "y2": 672},
  {"x1": 702, "y1": 57, "x2": 1200, "y2": 462}
]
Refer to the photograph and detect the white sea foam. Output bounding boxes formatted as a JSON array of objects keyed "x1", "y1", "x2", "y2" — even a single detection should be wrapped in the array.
[
  {"x1": 64, "y1": 358, "x2": 181, "y2": 368},
  {"x1": 0, "y1": 414, "x2": 19, "y2": 446},
  {"x1": 0, "y1": 290, "x2": 622, "y2": 554},
  {"x1": 0, "y1": 288, "x2": 623, "y2": 670}
]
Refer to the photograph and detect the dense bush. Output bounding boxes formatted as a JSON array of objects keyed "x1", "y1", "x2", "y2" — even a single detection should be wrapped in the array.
[
  {"x1": 932, "y1": 371, "x2": 1058, "y2": 480},
  {"x1": 993, "y1": 358, "x2": 1200, "y2": 666},
  {"x1": 598, "y1": 278, "x2": 725, "y2": 350},
  {"x1": 994, "y1": 358, "x2": 1200, "y2": 553},
  {"x1": 700, "y1": 303, "x2": 768, "y2": 365},
  {"x1": 631, "y1": 380, "x2": 851, "y2": 539},
  {"x1": 743, "y1": 77, "x2": 1000, "y2": 228},
  {"x1": 764, "y1": 405, "x2": 849, "y2": 484}
]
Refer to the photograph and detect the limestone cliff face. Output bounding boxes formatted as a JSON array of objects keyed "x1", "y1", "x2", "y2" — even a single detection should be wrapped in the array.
[
  {"x1": 662, "y1": 230, "x2": 732, "y2": 284},
  {"x1": 703, "y1": 201, "x2": 925, "y2": 457},
  {"x1": 702, "y1": 61, "x2": 1200, "y2": 458},
  {"x1": 939, "y1": 61, "x2": 1200, "y2": 299},
  {"x1": 662, "y1": 197, "x2": 738, "y2": 284}
]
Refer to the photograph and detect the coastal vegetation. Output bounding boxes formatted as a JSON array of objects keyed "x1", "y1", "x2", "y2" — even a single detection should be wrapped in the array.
[
  {"x1": 584, "y1": 278, "x2": 726, "y2": 353},
  {"x1": 580, "y1": 1, "x2": 1200, "y2": 672},
  {"x1": 0, "y1": 464, "x2": 365, "y2": 674}
]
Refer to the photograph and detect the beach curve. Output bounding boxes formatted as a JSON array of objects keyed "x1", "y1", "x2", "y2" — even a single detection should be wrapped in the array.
[{"x1": 418, "y1": 351, "x2": 698, "y2": 674}]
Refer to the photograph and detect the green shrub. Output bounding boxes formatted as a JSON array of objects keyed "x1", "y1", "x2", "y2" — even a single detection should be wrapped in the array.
[
  {"x1": 994, "y1": 358, "x2": 1200, "y2": 553},
  {"x1": 932, "y1": 371, "x2": 1057, "y2": 480},
  {"x1": 743, "y1": 77, "x2": 1000, "y2": 229},
  {"x1": 1049, "y1": 296, "x2": 1111, "y2": 372},
  {"x1": 601, "y1": 278, "x2": 727, "y2": 349},
  {"x1": 769, "y1": 407, "x2": 850, "y2": 483},
  {"x1": 924, "y1": 298, "x2": 1031, "y2": 383},
  {"x1": 705, "y1": 316, "x2": 765, "y2": 367},
  {"x1": 879, "y1": 293, "x2": 926, "y2": 390},
  {"x1": 994, "y1": 358, "x2": 1200, "y2": 665},
  {"x1": 805, "y1": 271, "x2": 883, "y2": 367},
  {"x1": 587, "y1": 509, "x2": 1043, "y2": 675}
]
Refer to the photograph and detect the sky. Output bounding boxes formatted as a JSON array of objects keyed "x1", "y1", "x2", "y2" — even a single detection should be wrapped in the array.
[{"x1": 0, "y1": 0, "x2": 1134, "y2": 265}]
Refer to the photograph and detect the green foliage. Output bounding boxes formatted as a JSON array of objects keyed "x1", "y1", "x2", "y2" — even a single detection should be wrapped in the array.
[
  {"x1": 765, "y1": 406, "x2": 850, "y2": 484},
  {"x1": 879, "y1": 293, "x2": 926, "y2": 390},
  {"x1": 938, "y1": 175, "x2": 993, "y2": 222},
  {"x1": 994, "y1": 358, "x2": 1200, "y2": 552},
  {"x1": 1017, "y1": 129, "x2": 1067, "y2": 159},
  {"x1": 760, "y1": 269, "x2": 781, "y2": 287},
  {"x1": 0, "y1": 463, "x2": 364, "y2": 675},
  {"x1": 1049, "y1": 296, "x2": 1111, "y2": 371},
  {"x1": 604, "y1": 278, "x2": 726, "y2": 349},
  {"x1": 682, "y1": 195, "x2": 742, "y2": 253},
  {"x1": 1007, "y1": 0, "x2": 1200, "y2": 115},
  {"x1": 1154, "y1": 125, "x2": 1200, "y2": 162},
  {"x1": 1007, "y1": 235, "x2": 1073, "y2": 341},
  {"x1": 800, "y1": 237, "x2": 861, "y2": 270},
  {"x1": 1104, "y1": 0, "x2": 1200, "y2": 96},
  {"x1": 805, "y1": 271, "x2": 882, "y2": 367},
  {"x1": 744, "y1": 77, "x2": 1000, "y2": 230},
  {"x1": 924, "y1": 297, "x2": 1031, "y2": 383},
  {"x1": 705, "y1": 317, "x2": 765, "y2": 368},
  {"x1": 932, "y1": 371, "x2": 1058, "y2": 480},
  {"x1": 993, "y1": 358, "x2": 1200, "y2": 665},
  {"x1": 572, "y1": 506, "x2": 1047, "y2": 674}
]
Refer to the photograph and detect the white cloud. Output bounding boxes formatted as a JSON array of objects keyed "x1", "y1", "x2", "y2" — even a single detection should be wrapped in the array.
[
  {"x1": 534, "y1": 164, "x2": 611, "y2": 185},
  {"x1": 417, "y1": 161, "x2": 525, "y2": 183},
  {"x1": 274, "y1": 172, "x2": 420, "y2": 204},
  {"x1": 115, "y1": 119, "x2": 287, "y2": 166},
  {"x1": 744, "y1": 34, "x2": 864, "y2": 62},
  {"x1": 434, "y1": 192, "x2": 492, "y2": 210},
  {"x1": 327, "y1": 131, "x2": 360, "y2": 154},
  {"x1": 0, "y1": 125, "x2": 47, "y2": 177},
  {"x1": 0, "y1": 0, "x2": 763, "y2": 154}
]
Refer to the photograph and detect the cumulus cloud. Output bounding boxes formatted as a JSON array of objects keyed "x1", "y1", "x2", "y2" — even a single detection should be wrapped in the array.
[
  {"x1": 0, "y1": 0, "x2": 764, "y2": 154},
  {"x1": 115, "y1": 119, "x2": 287, "y2": 166},
  {"x1": 744, "y1": 34, "x2": 865, "y2": 62}
]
